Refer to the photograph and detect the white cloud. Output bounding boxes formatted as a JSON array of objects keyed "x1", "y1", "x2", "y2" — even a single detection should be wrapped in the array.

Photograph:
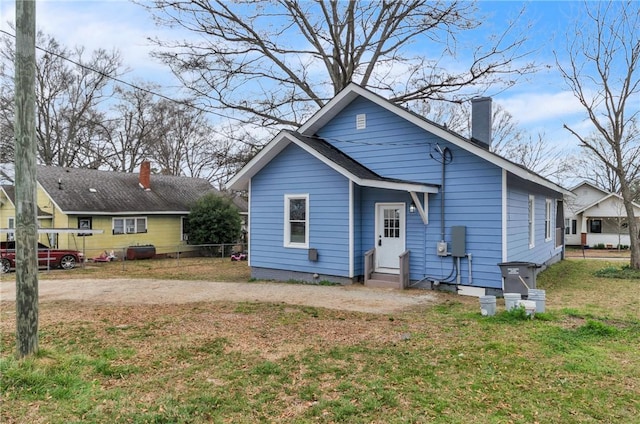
[
  {"x1": 497, "y1": 91, "x2": 585, "y2": 125},
  {"x1": 1, "y1": 1, "x2": 183, "y2": 88}
]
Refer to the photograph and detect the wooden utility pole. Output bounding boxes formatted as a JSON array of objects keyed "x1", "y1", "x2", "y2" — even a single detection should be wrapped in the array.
[{"x1": 14, "y1": 0, "x2": 38, "y2": 358}]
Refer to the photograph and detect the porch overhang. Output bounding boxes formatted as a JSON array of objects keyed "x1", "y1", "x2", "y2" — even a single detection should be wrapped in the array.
[{"x1": 354, "y1": 179, "x2": 436, "y2": 226}]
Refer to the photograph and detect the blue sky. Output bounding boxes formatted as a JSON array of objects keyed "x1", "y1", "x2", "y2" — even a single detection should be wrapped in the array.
[{"x1": 0, "y1": 0, "x2": 594, "y2": 155}]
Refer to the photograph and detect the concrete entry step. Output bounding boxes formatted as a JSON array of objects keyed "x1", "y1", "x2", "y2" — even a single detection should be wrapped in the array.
[{"x1": 366, "y1": 272, "x2": 402, "y2": 289}]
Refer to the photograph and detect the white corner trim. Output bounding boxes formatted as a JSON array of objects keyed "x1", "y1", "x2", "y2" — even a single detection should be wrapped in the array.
[
  {"x1": 247, "y1": 180, "x2": 251, "y2": 267},
  {"x1": 349, "y1": 181, "x2": 354, "y2": 278},
  {"x1": 502, "y1": 169, "x2": 507, "y2": 262}
]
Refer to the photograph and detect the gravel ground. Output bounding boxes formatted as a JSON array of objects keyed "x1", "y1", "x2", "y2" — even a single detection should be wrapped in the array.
[{"x1": 0, "y1": 278, "x2": 438, "y2": 314}]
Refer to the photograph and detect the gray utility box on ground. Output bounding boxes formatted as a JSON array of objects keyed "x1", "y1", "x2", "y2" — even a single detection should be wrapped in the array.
[{"x1": 497, "y1": 262, "x2": 540, "y2": 296}]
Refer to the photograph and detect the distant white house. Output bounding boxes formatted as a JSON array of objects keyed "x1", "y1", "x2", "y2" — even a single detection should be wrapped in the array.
[{"x1": 564, "y1": 181, "x2": 640, "y2": 248}]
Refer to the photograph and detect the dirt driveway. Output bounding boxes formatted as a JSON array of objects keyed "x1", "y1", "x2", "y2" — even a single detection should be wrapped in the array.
[{"x1": 0, "y1": 278, "x2": 439, "y2": 314}]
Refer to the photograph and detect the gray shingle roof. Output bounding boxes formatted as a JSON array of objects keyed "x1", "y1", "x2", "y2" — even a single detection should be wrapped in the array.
[{"x1": 37, "y1": 166, "x2": 219, "y2": 214}]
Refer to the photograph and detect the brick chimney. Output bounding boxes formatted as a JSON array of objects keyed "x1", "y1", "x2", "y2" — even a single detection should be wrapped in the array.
[
  {"x1": 139, "y1": 161, "x2": 151, "y2": 190},
  {"x1": 471, "y1": 97, "x2": 492, "y2": 149}
]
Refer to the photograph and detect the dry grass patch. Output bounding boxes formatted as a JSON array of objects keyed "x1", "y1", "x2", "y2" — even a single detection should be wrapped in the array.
[
  {"x1": 0, "y1": 257, "x2": 251, "y2": 282},
  {"x1": 1, "y1": 259, "x2": 639, "y2": 423}
]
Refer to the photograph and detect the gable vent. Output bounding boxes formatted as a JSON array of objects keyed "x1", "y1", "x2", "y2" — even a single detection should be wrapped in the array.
[{"x1": 356, "y1": 113, "x2": 366, "y2": 130}]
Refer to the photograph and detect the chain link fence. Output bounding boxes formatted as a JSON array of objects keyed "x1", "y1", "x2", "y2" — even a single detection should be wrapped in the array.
[{"x1": 78, "y1": 243, "x2": 247, "y2": 271}]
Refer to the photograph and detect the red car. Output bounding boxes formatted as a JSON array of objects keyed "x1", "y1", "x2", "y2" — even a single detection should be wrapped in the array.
[{"x1": 0, "y1": 241, "x2": 83, "y2": 273}]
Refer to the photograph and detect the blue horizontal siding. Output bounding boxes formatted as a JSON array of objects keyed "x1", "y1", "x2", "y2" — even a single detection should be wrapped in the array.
[
  {"x1": 250, "y1": 143, "x2": 351, "y2": 278},
  {"x1": 248, "y1": 94, "x2": 562, "y2": 290},
  {"x1": 318, "y1": 98, "x2": 506, "y2": 289},
  {"x1": 507, "y1": 179, "x2": 563, "y2": 265},
  {"x1": 318, "y1": 97, "x2": 440, "y2": 183}
]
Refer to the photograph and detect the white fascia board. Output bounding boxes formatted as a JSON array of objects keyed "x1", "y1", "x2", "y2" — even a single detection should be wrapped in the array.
[
  {"x1": 576, "y1": 193, "x2": 640, "y2": 216},
  {"x1": 360, "y1": 179, "x2": 438, "y2": 194},
  {"x1": 37, "y1": 182, "x2": 64, "y2": 216},
  {"x1": 227, "y1": 130, "x2": 292, "y2": 190},
  {"x1": 568, "y1": 180, "x2": 609, "y2": 194},
  {"x1": 300, "y1": 83, "x2": 571, "y2": 196},
  {"x1": 64, "y1": 211, "x2": 189, "y2": 216},
  {"x1": 299, "y1": 85, "x2": 362, "y2": 134},
  {"x1": 0, "y1": 187, "x2": 15, "y2": 207}
]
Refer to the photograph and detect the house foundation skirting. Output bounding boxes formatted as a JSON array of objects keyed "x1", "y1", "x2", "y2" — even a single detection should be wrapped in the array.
[{"x1": 250, "y1": 267, "x2": 355, "y2": 286}]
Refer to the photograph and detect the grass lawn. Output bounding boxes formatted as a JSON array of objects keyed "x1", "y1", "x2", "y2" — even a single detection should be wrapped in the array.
[{"x1": 1, "y1": 259, "x2": 639, "y2": 423}]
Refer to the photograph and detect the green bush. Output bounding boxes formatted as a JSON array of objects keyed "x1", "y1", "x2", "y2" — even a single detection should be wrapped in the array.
[{"x1": 187, "y1": 194, "x2": 242, "y2": 248}]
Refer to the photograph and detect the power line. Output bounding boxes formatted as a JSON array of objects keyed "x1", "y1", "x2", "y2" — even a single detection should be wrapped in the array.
[
  {"x1": 0, "y1": 29, "x2": 244, "y2": 124},
  {"x1": 1, "y1": 29, "x2": 451, "y2": 151}
]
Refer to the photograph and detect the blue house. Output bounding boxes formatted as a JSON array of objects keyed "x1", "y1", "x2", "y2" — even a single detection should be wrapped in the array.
[{"x1": 228, "y1": 84, "x2": 570, "y2": 296}]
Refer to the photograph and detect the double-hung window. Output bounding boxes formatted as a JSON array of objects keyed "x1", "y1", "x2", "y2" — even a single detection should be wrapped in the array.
[
  {"x1": 113, "y1": 217, "x2": 147, "y2": 235},
  {"x1": 284, "y1": 194, "x2": 308, "y2": 248},
  {"x1": 545, "y1": 199, "x2": 552, "y2": 241}
]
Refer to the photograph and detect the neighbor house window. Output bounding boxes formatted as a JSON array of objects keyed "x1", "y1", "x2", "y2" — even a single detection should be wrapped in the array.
[
  {"x1": 181, "y1": 217, "x2": 189, "y2": 241},
  {"x1": 545, "y1": 199, "x2": 552, "y2": 241},
  {"x1": 7, "y1": 217, "x2": 14, "y2": 241},
  {"x1": 78, "y1": 217, "x2": 92, "y2": 236},
  {"x1": 589, "y1": 219, "x2": 602, "y2": 233},
  {"x1": 284, "y1": 194, "x2": 308, "y2": 248},
  {"x1": 571, "y1": 219, "x2": 577, "y2": 235},
  {"x1": 565, "y1": 218, "x2": 570, "y2": 235},
  {"x1": 112, "y1": 217, "x2": 147, "y2": 235},
  {"x1": 528, "y1": 195, "x2": 535, "y2": 248}
]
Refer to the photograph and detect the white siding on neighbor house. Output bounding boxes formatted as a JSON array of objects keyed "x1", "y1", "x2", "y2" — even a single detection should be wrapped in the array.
[
  {"x1": 250, "y1": 143, "x2": 351, "y2": 277},
  {"x1": 564, "y1": 183, "x2": 640, "y2": 247},
  {"x1": 565, "y1": 183, "x2": 608, "y2": 215}
]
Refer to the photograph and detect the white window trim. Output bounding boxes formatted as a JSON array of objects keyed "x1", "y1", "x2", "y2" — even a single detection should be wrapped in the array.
[
  {"x1": 545, "y1": 199, "x2": 553, "y2": 242},
  {"x1": 284, "y1": 194, "x2": 309, "y2": 249},
  {"x1": 112, "y1": 216, "x2": 148, "y2": 235},
  {"x1": 528, "y1": 195, "x2": 535, "y2": 249},
  {"x1": 7, "y1": 217, "x2": 14, "y2": 241}
]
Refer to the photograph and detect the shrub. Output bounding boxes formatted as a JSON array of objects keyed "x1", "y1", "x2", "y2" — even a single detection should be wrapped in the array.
[{"x1": 187, "y1": 194, "x2": 242, "y2": 250}]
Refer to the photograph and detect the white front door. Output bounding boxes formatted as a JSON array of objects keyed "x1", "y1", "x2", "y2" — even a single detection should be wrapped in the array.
[{"x1": 375, "y1": 203, "x2": 405, "y2": 272}]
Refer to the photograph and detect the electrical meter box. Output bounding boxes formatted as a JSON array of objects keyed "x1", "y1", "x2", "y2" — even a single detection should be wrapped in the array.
[{"x1": 451, "y1": 226, "x2": 466, "y2": 257}]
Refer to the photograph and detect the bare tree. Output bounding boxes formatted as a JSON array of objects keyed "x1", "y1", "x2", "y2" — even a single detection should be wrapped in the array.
[
  {"x1": 102, "y1": 85, "x2": 158, "y2": 172},
  {"x1": 0, "y1": 29, "x2": 125, "y2": 168},
  {"x1": 556, "y1": 0, "x2": 640, "y2": 269},
  {"x1": 419, "y1": 100, "x2": 571, "y2": 181},
  {"x1": 571, "y1": 134, "x2": 636, "y2": 194},
  {"x1": 143, "y1": 0, "x2": 535, "y2": 128},
  {"x1": 0, "y1": 82, "x2": 14, "y2": 176},
  {"x1": 146, "y1": 99, "x2": 258, "y2": 188},
  {"x1": 148, "y1": 99, "x2": 207, "y2": 176}
]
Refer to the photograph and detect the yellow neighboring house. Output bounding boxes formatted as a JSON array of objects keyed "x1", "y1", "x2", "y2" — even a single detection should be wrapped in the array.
[{"x1": 0, "y1": 162, "x2": 242, "y2": 257}]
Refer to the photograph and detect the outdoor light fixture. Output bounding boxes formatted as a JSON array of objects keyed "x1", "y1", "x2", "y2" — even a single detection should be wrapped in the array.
[{"x1": 409, "y1": 201, "x2": 416, "y2": 214}]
